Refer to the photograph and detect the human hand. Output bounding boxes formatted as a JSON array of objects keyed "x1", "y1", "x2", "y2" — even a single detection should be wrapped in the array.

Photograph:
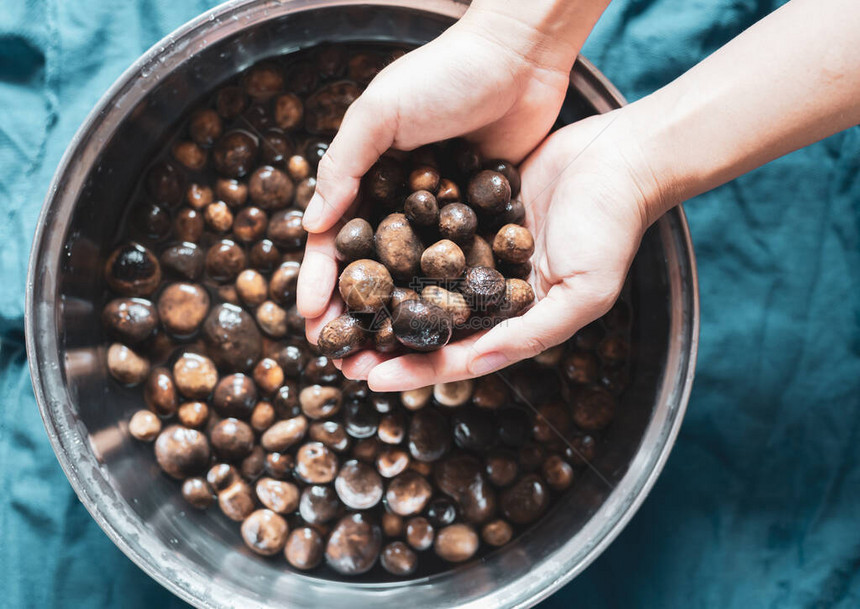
[
  {"x1": 297, "y1": 2, "x2": 608, "y2": 339},
  {"x1": 338, "y1": 108, "x2": 665, "y2": 390},
  {"x1": 341, "y1": 0, "x2": 860, "y2": 391},
  {"x1": 299, "y1": 0, "x2": 860, "y2": 391}
]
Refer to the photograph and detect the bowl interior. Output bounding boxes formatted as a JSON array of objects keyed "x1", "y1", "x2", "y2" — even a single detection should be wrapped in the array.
[{"x1": 29, "y1": 2, "x2": 696, "y2": 608}]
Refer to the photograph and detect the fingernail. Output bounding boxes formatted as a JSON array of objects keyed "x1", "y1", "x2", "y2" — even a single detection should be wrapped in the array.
[
  {"x1": 470, "y1": 352, "x2": 508, "y2": 375},
  {"x1": 302, "y1": 194, "x2": 323, "y2": 230}
]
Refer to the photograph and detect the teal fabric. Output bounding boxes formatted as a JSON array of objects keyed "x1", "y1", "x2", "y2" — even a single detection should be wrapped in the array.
[{"x1": 1, "y1": 1, "x2": 858, "y2": 607}]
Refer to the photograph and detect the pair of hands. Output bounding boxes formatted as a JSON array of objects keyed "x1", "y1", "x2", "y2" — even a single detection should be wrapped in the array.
[{"x1": 296, "y1": 17, "x2": 661, "y2": 391}]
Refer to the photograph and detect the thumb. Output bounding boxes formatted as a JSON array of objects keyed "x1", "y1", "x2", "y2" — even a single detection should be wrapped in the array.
[
  {"x1": 468, "y1": 280, "x2": 609, "y2": 375},
  {"x1": 302, "y1": 90, "x2": 398, "y2": 233}
]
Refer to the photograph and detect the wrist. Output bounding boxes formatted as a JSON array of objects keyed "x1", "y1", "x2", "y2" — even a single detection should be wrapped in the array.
[
  {"x1": 457, "y1": 0, "x2": 609, "y2": 75},
  {"x1": 601, "y1": 103, "x2": 684, "y2": 229},
  {"x1": 625, "y1": 83, "x2": 717, "y2": 218}
]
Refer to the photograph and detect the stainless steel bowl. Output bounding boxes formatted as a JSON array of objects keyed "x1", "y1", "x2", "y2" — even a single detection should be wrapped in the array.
[{"x1": 25, "y1": 1, "x2": 698, "y2": 607}]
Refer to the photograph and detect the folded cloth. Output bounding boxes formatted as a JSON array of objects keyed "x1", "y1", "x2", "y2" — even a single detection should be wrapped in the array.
[{"x1": 1, "y1": 1, "x2": 858, "y2": 608}]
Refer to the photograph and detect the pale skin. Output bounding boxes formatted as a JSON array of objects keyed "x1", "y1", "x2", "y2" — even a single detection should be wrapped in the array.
[{"x1": 297, "y1": 0, "x2": 860, "y2": 391}]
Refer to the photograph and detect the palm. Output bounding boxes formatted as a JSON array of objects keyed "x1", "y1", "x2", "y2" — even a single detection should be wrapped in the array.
[{"x1": 520, "y1": 116, "x2": 645, "y2": 305}]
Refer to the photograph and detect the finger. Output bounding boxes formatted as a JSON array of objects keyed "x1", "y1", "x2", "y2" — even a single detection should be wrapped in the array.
[
  {"x1": 366, "y1": 331, "x2": 487, "y2": 391},
  {"x1": 304, "y1": 296, "x2": 344, "y2": 346},
  {"x1": 340, "y1": 349, "x2": 396, "y2": 381},
  {"x1": 302, "y1": 91, "x2": 396, "y2": 233},
  {"x1": 469, "y1": 281, "x2": 608, "y2": 375},
  {"x1": 296, "y1": 228, "x2": 339, "y2": 318}
]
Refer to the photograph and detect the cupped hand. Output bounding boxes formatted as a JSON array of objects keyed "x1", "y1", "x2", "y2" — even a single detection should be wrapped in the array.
[
  {"x1": 341, "y1": 108, "x2": 666, "y2": 390},
  {"x1": 296, "y1": 16, "x2": 575, "y2": 334}
]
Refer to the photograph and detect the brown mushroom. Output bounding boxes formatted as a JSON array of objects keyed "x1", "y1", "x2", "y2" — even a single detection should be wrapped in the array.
[
  {"x1": 317, "y1": 314, "x2": 369, "y2": 359},
  {"x1": 404, "y1": 190, "x2": 439, "y2": 226},
  {"x1": 144, "y1": 367, "x2": 179, "y2": 416},
  {"x1": 467, "y1": 170, "x2": 511, "y2": 214},
  {"x1": 492, "y1": 224, "x2": 535, "y2": 264},
  {"x1": 105, "y1": 243, "x2": 161, "y2": 297},
  {"x1": 212, "y1": 130, "x2": 258, "y2": 178},
  {"x1": 172, "y1": 352, "x2": 218, "y2": 399},
  {"x1": 241, "y1": 509, "x2": 289, "y2": 556},
  {"x1": 420, "y1": 240, "x2": 466, "y2": 280},
  {"x1": 157, "y1": 282, "x2": 210, "y2": 336},
  {"x1": 338, "y1": 259, "x2": 394, "y2": 313},
  {"x1": 129, "y1": 410, "x2": 161, "y2": 442},
  {"x1": 202, "y1": 304, "x2": 262, "y2": 372},
  {"x1": 374, "y1": 213, "x2": 423, "y2": 280},
  {"x1": 154, "y1": 425, "x2": 211, "y2": 479},
  {"x1": 285, "y1": 527, "x2": 324, "y2": 570},
  {"x1": 107, "y1": 343, "x2": 150, "y2": 385},
  {"x1": 102, "y1": 298, "x2": 158, "y2": 344},
  {"x1": 438, "y1": 203, "x2": 478, "y2": 245},
  {"x1": 335, "y1": 218, "x2": 374, "y2": 262},
  {"x1": 325, "y1": 513, "x2": 381, "y2": 575},
  {"x1": 391, "y1": 299, "x2": 452, "y2": 352},
  {"x1": 260, "y1": 415, "x2": 308, "y2": 452},
  {"x1": 434, "y1": 524, "x2": 479, "y2": 563}
]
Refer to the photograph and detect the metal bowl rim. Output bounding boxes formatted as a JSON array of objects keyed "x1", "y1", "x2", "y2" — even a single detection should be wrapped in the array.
[{"x1": 24, "y1": 0, "x2": 700, "y2": 607}]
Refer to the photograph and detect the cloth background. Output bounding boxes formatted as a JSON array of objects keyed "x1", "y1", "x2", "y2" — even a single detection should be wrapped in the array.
[{"x1": 1, "y1": 0, "x2": 858, "y2": 607}]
